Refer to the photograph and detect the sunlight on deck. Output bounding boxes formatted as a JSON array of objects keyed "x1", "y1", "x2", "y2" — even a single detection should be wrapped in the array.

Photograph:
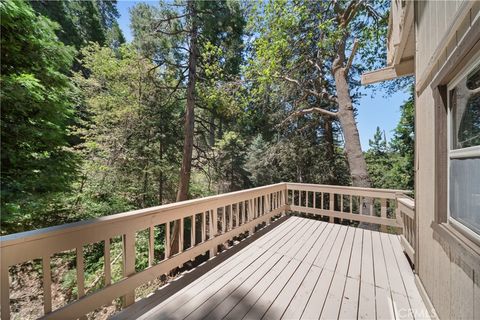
[{"x1": 115, "y1": 216, "x2": 430, "y2": 320}]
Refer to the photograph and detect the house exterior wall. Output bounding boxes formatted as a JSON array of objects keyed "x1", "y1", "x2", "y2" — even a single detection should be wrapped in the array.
[{"x1": 414, "y1": 1, "x2": 480, "y2": 319}]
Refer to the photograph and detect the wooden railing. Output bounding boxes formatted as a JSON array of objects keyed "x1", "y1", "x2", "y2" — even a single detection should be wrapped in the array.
[
  {"x1": 397, "y1": 195, "x2": 415, "y2": 264},
  {"x1": 0, "y1": 182, "x2": 415, "y2": 319},
  {"x1": 286, "y1": 182, "x2": 409, "y2": 227},
  {"x1": 0, "y1": 183, "x2": 287, "y2": 320}
]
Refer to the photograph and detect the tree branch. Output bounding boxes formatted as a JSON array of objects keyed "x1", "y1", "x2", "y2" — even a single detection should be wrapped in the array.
[
  {"x1": 281, "y1": 76, "x2": 337, "y2": 103},
  {"x1": 279, "y1": 107, "x2": 338, "y2": 127},
  {"x1": 345, "y1": 39, "x2": 359, "y2": 72}
]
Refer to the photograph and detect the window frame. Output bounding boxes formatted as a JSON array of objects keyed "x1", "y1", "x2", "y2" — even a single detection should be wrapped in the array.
[{"x1": 446, "y1": 54, "x2": 480, "y2": 244}]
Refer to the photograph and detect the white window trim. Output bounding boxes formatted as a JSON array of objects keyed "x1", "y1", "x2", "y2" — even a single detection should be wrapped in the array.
[{"x1": 446, "y1": 53, "x2": 480, "y2": 244}]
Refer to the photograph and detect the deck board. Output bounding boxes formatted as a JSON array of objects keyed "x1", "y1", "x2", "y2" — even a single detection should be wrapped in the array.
[{"x1": 115, "y1": 217, "x2": 431, "y2": 320}]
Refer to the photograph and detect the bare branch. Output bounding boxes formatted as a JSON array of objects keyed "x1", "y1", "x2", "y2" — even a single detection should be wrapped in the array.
[
  {"x1": 279, "y1": 107, "x2": 338, "y2": 128},
  {"x1": 345, "y1": 39, "x2": 359, "y2": 72}
]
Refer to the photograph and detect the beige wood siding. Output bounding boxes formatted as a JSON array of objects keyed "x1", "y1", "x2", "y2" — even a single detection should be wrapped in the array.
[{"x1": 414, "y1": 1, "x2": 480, "y2": 319}]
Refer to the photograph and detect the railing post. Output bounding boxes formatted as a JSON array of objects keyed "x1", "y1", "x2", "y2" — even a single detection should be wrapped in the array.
[{"x1": 122, "y1": 232, "x2": 135, "y2": 307}]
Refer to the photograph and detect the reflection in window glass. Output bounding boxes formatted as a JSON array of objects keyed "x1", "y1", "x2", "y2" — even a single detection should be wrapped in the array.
[
  {"x1": 451, "y1": 65, "x2": 480, "y2": 149},
  {"x1": 449, "y1": 158, "x2": 480, "y2": 236}
]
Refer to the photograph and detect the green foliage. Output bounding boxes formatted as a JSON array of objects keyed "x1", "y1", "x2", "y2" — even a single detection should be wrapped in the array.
[
  {"x1": 72, "y1": 43, "x2": 182, "y2": 217},
  {"x1": 366, "y1": 89, "x2": 415, "y2": 191},
  {"x1": 29, "y1": 0, "x2": 122, "y2": 50},
  {"x1": 213, "y1": 132, "x2": 251, "y2": 192},
  {"x1": 1, "y1": 0, "x2": 79, "y2": 233}
]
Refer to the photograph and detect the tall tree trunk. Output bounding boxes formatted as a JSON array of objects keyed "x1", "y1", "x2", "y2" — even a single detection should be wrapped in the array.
[
  {"x1": 333, "y1": 44, "x2": 373, "y2": 228},
  {"x1": 171, "y1": 0, "x2": 198, "y2": 255},
  {"x1": 332, "y1": 51, "x2": 370, "y2": 189}
]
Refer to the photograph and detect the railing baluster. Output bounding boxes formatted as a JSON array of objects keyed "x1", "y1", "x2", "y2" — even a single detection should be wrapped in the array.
[
  {"x1": 165, "y1": 222, "x2": 171, "y2": 258},
  {"x1": 149, "y1": 226, "x2": 154, "y2": 267},
  {"x1": 210, "y1": 209, "x2": 218, "y2": 257},
  {"x1": 42, "y1": 255, "x2": 52, "y2": 314},
  {"x1": 222, "y1": 207, "x2": 226, "y2": 233},
  {"x1": 235, "y1": 204, "x2": 239, "y2": 228},
  {"x1": 202, "y1": 211, "x2": 206, "y2": 242},
  {"x1": 369, "y1": 198, "x2": 374, "y2": 217},
  {"x1": 1, "y1": 258, "x2": 10, "y2": 320},
  {"x1": 104, "y1": 238, "x2": 111, "y2": 286},
  {"x1": 179, "y1": 218, "x2": 184, "y2": 253},
  {"x1": 313, "y1": 192, "x2": 316, "y2": 209},
  {"x1": 243, "y1": 201, "x2": 247, "y2": 223},
  {"x1": 329, "y1": 193, "x2": 334, "y2": 223},
  {"x1": 122, "y1": 232, "x2": 135, "y2": 307},
  {"x1": 229, "y1": 205, "x2": 233, "y2": 230},
  {"x1": 76, "y1": 247, "x2": 85, "y2": 299},
  {"x1": 191, "y1": 215, "x2": 196, "y2": 247},
  {"x1": 321, "y1": 192, "x2": 324, "y2": 210},
  {"x1": 350, "y1": 196, "x2": 353, "y2": 214}
]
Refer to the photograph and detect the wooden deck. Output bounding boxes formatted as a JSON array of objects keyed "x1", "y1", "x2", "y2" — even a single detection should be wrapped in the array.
[{"x1": 115, "y1": 216, "x2": 430, "y2": 319}]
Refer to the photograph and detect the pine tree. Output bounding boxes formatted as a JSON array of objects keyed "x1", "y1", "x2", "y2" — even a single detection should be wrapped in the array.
[{"x1": 1, "y1": 0, "x2": 78, "y2": 233}]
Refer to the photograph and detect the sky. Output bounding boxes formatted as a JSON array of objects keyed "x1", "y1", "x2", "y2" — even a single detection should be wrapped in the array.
[{"x1": 116, "y1": 1, "x2": 410, "y2": 151}]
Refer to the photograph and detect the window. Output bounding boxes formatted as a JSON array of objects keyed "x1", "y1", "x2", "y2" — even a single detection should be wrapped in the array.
[{"x1": 448, "y1": 57, "x2": 480, "y2": 242}]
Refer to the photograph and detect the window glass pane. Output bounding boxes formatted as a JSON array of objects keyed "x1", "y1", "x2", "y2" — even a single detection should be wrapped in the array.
[
  {"x1": 451, "y1": 64, "x2": 480, "y2": 149},
  {"x1": 449, "y1": 158, "x2": 480, "y2": 236}
]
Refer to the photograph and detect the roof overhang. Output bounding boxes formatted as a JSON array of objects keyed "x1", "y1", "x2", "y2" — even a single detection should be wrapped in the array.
[{"x1": 361, "y1": 0, "x2": 414, "y2": 85}]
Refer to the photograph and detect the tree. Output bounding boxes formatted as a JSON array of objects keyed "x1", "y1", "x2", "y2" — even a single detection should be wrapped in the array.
[
  {"x1": 130, "y1": 0, "x2": 245, "y2": 254},
  {"x1": 29, "y1": 0, "x2": 123, "y2": 50},
  {"x1": 1, "y1": 0, "x2": 78, "y2": 233},
  {"x1": 365, "y1": 89, "x2": 415, "y2": 191},
  {"x1": 213, "y1": 132, "x2": 251, "y2": 193},
  {"x1": 73, "y1": 43, "x2": 182, "y2": 218},
  {"x1": 365, "y1": 127, "x2": 391, "y2": 188},
  {"x1": 249, "y1": 0, "x2": 389, "y2": 188}
]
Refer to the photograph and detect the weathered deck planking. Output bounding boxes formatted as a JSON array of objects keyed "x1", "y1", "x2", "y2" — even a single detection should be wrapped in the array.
[{"x1": 115, "y1": 217, "x2": 431, "y2": 320}]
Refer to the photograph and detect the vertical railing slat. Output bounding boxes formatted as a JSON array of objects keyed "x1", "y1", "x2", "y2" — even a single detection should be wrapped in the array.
[
  {"x1": 1, "y1": 259, "x2": 10, "y2": 320},
  {"x1": 43, "y1": 255, "x2": 52, "y2": 315},
  {"x1": 148, "y1": 226, "x2": 154, "y2": 267},
  {"x1": 76, "y1": 247, "x2": 85, "y2": 299},
  {"x1": 202, "y1": 211, "x2": 206, "y2": 242},
  {"x1": 122, "y1": 232, "x2": 135, "y2": 307},
  {"x1": 222, "y1": 207, "x2": 226, "y2": 233},
  {"x1": 179, "y1": 218, "x2": 184, "y2": 253},
  {"x1": 329, "y1": 193, "x2": 334, "y2": 223},
  {"x1": 191, "y1": 215, "x2": 196, "y2": 248},
  {"x1": 165, "y1": 222, "x2": 171, "y2": 258},
  {"x1": 235, "y1": 202, "x2": 240, "y2": 228},
  {"x1": 104, "y1": 239, "x2": 111, "y2": 286}
]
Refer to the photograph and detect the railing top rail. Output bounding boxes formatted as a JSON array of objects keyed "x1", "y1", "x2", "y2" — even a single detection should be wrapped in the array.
[
  {"x1": 397, "y1": 196, "x2": 415, "y2": 209},
  {"x1": 0, "y1": 182, "x2": 287, "y2": 247},
  {"x1": 285, "y1": 182, "x2": 412, "y2": 195}
]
